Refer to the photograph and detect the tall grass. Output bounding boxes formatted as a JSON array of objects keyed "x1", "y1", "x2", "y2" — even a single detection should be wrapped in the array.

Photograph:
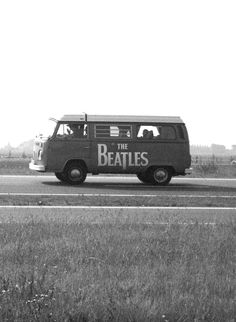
[{"x1": 0, "y1": 215, "x2": 235, "y2": 321}]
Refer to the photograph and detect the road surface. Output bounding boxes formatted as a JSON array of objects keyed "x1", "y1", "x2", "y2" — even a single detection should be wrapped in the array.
[{"x1": 0, "y1": 175, "x2": 236, "y2": 211}]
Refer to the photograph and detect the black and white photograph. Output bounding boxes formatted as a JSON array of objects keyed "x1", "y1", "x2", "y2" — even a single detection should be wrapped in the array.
[{"x1": 0, "y1": 1, "x2": 235, "y2": 321}]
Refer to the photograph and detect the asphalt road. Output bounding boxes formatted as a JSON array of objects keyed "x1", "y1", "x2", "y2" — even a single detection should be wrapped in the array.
[
  {"x1": 0, "y1": 175, "x2": 236, "y2": 207},
  {"x1": 0, "y1": 175, "x2": 235, "y2": 223},
  {"x1": 1, "y1": 174, "x2": 236, "y2": 193}
]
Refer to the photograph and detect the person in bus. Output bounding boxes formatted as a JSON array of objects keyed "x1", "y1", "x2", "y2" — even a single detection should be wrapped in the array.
[
  {"x1": 146, "y1": 130, "x2": 153, "y2": 139},
  {"x1": 141, "y1": 129, "x2": 153, "y2": 139},
  {"x1": 142, "y1": 129, "x2": 149, "y2": 138},
  {"x1": 69, "y1": 124, "x2": 84, "y2": 138}
]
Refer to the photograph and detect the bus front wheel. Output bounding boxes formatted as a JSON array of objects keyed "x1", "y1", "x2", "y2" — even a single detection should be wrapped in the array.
[{"x1": 64, "y1": 162, "x2": 87, "y2": 185}]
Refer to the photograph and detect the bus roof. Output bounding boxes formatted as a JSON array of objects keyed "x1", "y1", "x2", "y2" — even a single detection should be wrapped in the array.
[{"x1": 59, "y1": 114, "x2": 184, "y2": 124}]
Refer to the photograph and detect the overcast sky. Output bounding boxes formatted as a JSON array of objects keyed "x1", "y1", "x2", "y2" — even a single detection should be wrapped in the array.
[{"x1": 0, "y1": 0, "x2": 235, "y2": 148}]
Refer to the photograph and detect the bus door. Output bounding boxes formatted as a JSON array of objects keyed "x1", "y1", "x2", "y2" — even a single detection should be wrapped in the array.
[{"x1": 47, "y1": 122, "x2": 91, "y2": 172}]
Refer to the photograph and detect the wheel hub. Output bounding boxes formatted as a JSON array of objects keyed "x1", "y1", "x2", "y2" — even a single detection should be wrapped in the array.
[
  {"x1": 154, "y1": 169, "x2": 167, "y2": 183},
  {"x1": 70, "y1": 169, "x2": 81, "y2": 179}
]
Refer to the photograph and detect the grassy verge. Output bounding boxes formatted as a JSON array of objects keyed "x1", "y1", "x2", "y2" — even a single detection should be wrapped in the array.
[
  {"x1": 1, "y1": 194, "x2": 236, "y2": 207},
  {"x1": 0, "y1": 212, "x2": 235, "y2": 321},
  {"x1": 192, "y1": 163, "x2": 236, "y2": 178},
  {"x1": 0, "y1": 158, "x2": 37, "y2": 175}
]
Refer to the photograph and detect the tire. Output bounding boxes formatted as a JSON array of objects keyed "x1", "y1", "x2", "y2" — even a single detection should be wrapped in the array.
[
  {"x1": 149, "y1": 167, "x2": 172, "y2": 185},
  {"x1": 64, "y1": 162, "x2": 87, "y2": 185},
  {"x1": 137, "y1": 172, "x2": 152, "y2": 184},
  {"x1": 55, "y1": 172, "x2": 67, "y2": 182}
]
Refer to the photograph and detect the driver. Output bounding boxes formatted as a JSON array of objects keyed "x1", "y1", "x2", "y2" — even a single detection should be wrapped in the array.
[{"x1": 69, "y1": 124, "x2": 84, "y2": 138}]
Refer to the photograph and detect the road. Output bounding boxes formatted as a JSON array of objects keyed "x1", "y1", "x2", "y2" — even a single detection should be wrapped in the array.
[
  {"x1": 0, "y1": 175, "x2": 236, "y2": 210},
  {"x1": 0, "y1": 175, "x2": 235, "y2": 224},
  {"x1": 1, "y1": 174, "x2": 236, "y2": 194}
]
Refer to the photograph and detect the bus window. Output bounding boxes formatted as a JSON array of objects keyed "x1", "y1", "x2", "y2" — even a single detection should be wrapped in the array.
[
  {"x1": 56, "y1": 123, "x2": 70, "y2": 137},
  {"x1": 56, "y1": 123, "x2": 88, "y2": 139},
  {"x1": 137, "y1": 125, "x2": 176, "y2": 140},
  {"x1": 110, "y1": 126, "x2": 119, "y2": 136},
  {"x1": 137, "y1": 125, "x2": 160, "y2": 139},
  {"x1": 119, "y1": 126, "x2": 131, "y2": 138},
  {"x1": 95, "y1": 124, "x2": 131, "y2": 139},
  {"x1": 177, "y1": 125, "x2": 185, "y2": 140},
  {"x1": 159, "y1": 126, "x2": 176, "y2": 140},
  {"x1": 95, "y1": 125, "x2": 110, "y2": 137}
]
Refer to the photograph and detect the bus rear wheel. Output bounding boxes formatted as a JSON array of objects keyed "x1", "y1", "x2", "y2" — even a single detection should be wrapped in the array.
[
  {"x1": 149, "y1": 167, "x2": 172, "y2": 185},
  {"x1": 64, "y1": 162, "x2": 87, "y2": 185}
]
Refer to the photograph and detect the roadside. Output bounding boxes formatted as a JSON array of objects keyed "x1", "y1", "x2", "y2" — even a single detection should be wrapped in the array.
[{"x1": 1, "y1": 194, "x2": 236, "y2": 207}]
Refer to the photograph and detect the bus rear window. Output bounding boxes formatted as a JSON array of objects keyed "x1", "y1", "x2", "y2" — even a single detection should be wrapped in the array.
[
  {"x1": 177, "y1": 125, "x2": 185, "y2": 140},
  {"x1": 160, "y1": 126, "x2": 176, "y2": 139}
]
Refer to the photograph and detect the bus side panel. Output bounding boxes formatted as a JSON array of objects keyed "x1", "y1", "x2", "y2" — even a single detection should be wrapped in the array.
[{"x1": 90, "y1": 140, "x2": 190, "y2": 174}]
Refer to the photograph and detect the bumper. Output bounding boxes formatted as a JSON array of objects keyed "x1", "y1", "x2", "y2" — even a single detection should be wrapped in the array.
[
  {"x1": 29, "y1": 160, "x2": 46, "y2": 172},
  {"x1": 185, "y1": 168, "x2": 192, "y2": 175}
]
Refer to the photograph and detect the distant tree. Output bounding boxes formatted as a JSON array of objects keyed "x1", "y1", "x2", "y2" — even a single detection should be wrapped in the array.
[
  {"x1": 8, "y1": 150, "x2": 12, "y2": 158},
  {"x1": 22, "y1": 151, "x2": 27, "y2": 159}
]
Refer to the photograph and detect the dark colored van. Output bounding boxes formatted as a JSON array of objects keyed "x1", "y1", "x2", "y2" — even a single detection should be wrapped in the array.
[{"x1": 29, "y1": 114, "x2": 192, "y2": 185}]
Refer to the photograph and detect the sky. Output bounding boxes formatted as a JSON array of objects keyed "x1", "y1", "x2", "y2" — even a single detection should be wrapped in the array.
[{"x1": 0, "y1": 0, "x2": 236, "y2": 148}]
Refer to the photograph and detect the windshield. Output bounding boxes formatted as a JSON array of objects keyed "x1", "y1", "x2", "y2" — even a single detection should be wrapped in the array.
[{"x1": 35, "y1": 118, "x2": 57, "y2": 139}]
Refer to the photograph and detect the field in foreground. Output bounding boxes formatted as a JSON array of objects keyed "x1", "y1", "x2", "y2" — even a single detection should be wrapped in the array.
[{"x1": 0, "y1": 210, "x2": 235, "y2": 321}]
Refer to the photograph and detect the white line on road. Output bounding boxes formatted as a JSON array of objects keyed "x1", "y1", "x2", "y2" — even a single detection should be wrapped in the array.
[
  {"x1": 0, "y1": 175, "x2": 54, "y2": 178},
  {"x1": 0, "y1": 193, "x2": 236, "y2": 198},
  {"x1": 0, "y1": 205, "x2": 236, "y2": 210},
  {"x1": 1, "y1": 175, "x2": 236, "y2": 181}
]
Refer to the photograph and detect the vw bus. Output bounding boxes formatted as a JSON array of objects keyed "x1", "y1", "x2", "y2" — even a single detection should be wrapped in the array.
[{"x1": 29, "y1": 114, "x2": 192, "y2": 185}]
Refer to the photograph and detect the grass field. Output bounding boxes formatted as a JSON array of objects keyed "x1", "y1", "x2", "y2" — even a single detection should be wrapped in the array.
[
  {"x1": 0, "y1": 159, "x2": 236, "y2": 321},
  {"x1": 0, "y1": 210, "x2": 235, "y2": 321}
]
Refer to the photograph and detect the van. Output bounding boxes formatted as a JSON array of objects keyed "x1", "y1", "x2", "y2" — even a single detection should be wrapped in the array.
[{"x1": 29, "y1": 114, "x2": 192, "y2": 185}]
